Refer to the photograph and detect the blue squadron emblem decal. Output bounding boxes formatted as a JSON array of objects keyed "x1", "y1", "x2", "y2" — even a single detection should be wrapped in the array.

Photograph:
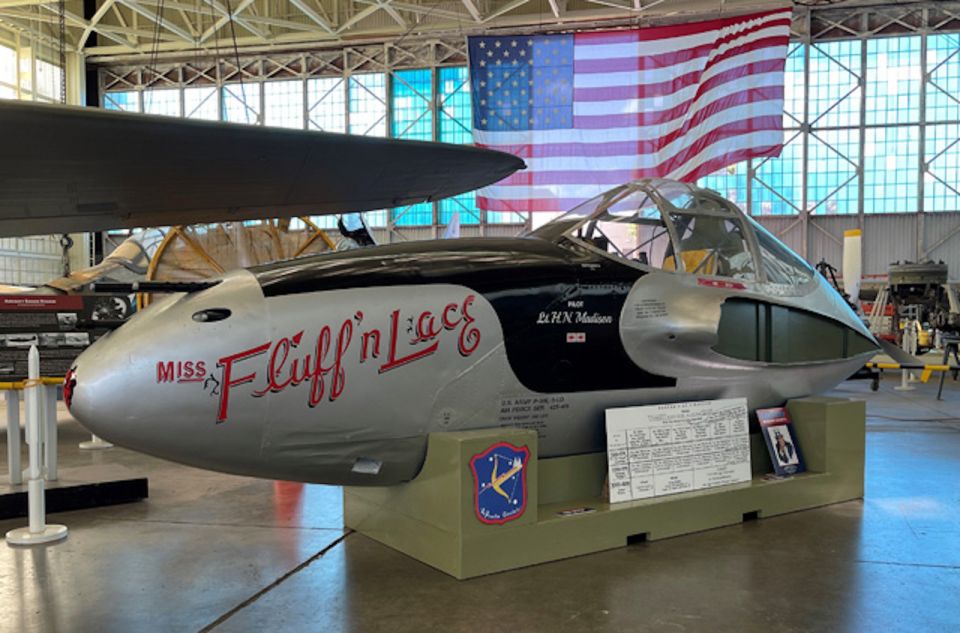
[{"x1": 469, "y1": 442, "x2": 530, "y2": 525}]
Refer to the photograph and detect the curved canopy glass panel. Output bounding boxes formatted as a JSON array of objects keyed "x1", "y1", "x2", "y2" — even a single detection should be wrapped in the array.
[{"x1": 529, "y1": 179, "x2": 814, "y2": 285}]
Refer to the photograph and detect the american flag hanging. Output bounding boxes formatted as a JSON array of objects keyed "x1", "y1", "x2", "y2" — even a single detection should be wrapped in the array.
[{"x1": 468, "y1": 8, "x2": 793, "y2": 214}]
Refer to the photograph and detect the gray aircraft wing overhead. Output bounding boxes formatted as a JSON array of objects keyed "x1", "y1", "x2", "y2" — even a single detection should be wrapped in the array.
[{"x1": 0, "y1": 101, "x2": 525, "y2": 237}]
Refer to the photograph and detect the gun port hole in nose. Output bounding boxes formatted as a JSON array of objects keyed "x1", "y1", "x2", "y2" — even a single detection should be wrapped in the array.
[
  {"x1": 627, "y1": 532, "x2": 649, "y2": 545},
  {"x1": 192, "y1": 308, "x2": 232, "y2": 323}
]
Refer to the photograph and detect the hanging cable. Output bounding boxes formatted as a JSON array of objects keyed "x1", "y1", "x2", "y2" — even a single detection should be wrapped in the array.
[
  {"x1": 58, "y1": 0, "x2": 65, "y2": 104},
  {"x1": 200, "y1": 0, "x2": 224, "y2": 119},
  {"x1": 223, "y1": 0, "x2": 252, "y2": 124},
  {"x1": 145, "y1": 0, "x2": 167, "y2": 112}
]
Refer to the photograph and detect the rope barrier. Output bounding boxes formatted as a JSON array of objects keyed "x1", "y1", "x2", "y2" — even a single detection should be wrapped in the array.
[
  {"x1": 0, "y1": 377, "x2": 65, "y2": 391},
  {"x1": 865, "y1": 362, "x2": 959, "y2": 384}
]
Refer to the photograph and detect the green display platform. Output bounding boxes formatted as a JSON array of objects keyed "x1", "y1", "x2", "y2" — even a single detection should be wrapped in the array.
[{"x1": 344, "y1": 397, "x2": 865, "y2": 579}]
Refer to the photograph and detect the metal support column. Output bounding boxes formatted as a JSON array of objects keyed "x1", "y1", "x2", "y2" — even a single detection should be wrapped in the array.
[
  {"x1": 857, "y1": 21, "x2": 868, "y2": 225},
  {"x1": 917, "y1": 11, "x2": 928, "y2": 261}
]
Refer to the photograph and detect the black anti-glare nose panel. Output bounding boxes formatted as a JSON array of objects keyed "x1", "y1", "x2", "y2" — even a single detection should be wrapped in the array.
[{"x1": 192, "y1": 308, "x2": 232, "y2": 323}]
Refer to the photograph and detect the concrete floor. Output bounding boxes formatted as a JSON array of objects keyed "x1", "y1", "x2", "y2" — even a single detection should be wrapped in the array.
[{"x1": 1, "y1": 375, "x2": 959, "y2": 633}]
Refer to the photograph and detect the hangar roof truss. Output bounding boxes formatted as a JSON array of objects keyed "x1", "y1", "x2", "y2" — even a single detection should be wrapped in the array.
[{"x1": 0, "y1": 0, "x2": 796, "y2": 61}]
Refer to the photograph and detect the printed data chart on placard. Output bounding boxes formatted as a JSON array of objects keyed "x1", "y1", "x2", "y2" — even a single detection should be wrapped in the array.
[{"x1": 605, "y1": 398, "x2": 752, "y2": 503}]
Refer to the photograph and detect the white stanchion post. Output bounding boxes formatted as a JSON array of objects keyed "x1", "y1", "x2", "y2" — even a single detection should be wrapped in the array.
[
  {"x1": 79, "y1": 434, "x2": 113, "y2": 450},
  {"x1": 895, "y1": 368, "x2": 915, "y2": 391},
  {"x1": 5, "y1": 390, "x2": 21, "y2": 485},
  {"x1": 5, "y1": 346, "x2": 67, "y2": 546},
  {"x1": 43, "y1": 384, "x2": 57, "y2": 481}
]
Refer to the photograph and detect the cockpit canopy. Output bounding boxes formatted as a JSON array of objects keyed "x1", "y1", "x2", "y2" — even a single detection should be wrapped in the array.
[{"x1": 530, "y1": 179, "x2": 814, "y2": 286}]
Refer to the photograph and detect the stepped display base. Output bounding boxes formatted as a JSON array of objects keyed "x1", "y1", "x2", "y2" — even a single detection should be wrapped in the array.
[
  {"x1": 345, "y1": 397, "x2": 865, "y2": 579},
  {"x1": 1, "y1": 464, "x2": 149, "y2": 520}
]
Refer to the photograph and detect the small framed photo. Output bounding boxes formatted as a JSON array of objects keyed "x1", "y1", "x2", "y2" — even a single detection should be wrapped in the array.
[{"x1": 757, "y1": 407, "x2": 805, "y2": 476}]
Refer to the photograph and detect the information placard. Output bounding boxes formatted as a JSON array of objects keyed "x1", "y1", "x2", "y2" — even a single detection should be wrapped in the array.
[
  {"x1": 605, "y1": 398, "x2": 751, "y2": 504},
  {"x1": 0, "y1": 294, "x2": 131, "y2": 380}
]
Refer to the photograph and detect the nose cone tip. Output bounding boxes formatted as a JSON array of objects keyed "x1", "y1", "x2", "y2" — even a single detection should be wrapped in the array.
[
  {"x1": 64, "y1": 352, "x2": 114, "y2": 441},
  {"x1": 63, "y1": 366, "x2": 77, "y2": 411}
]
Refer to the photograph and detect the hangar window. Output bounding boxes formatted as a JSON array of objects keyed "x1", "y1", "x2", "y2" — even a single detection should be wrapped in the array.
[
  {"x1": 807, "y1": 128, "x2": 859, "y2": 215},
  {"x1": 864, "y1": 125, "x2": 919, "y2": 214},
  {"x1": 783, "y1": 42, "x2": 806, "y2": 128},
  {"x1": 809, "y1": 40, "x2": 861, "y2": 129},
  {"x1": 264, "y1": 80, "x2": 304, "y2": 129},
  {"x1": 753, "y1": 135, "x2": 804, "y2": 216},
  {"x1": 698, "y1": 161, "x2": 748, "y2": 210},
  {"x1": 866, "y1": 36, "x2": 921, "y2": 126},
  {"x1": 438, "y1": 66, "x2": 481, "y2": 226},
  {"x1": 307, "y1": 77, "x2": 346, "y2": 133},
  {"x1": 348, "y1": 73, "x2": 386, "y2": 137},
  {"x1": 927, "y1": 33, "x2": 960, "y2": 123},
  {"x1": 34, "y1": 60, "x2": 61, "y2": 102},
  {"x1": 392, "y1": 69, "x2": 434, "y2": 227},
  {"x1": 926, "y1": 124, "x2": 960, "y2": 212},
  {"x1": 699, "y1": 29, "x2": 960, "y2": 222},
  {"x1": 143, "y1": 89, "x2": 180, "y2": 117},
  {"x1": 184, "y1": 87, "x2": 218, "y2": 120},
  {"x1": 104, "y1": 91, "x2": 140, "y2": 112},
  {"x1": 0, "y1": 45, "x2": 14, "y2": 98},
  {"x1": 346, "y1": 72, "x2": 388, "y2": 227},
  {"x1": 222, "y1": 83, "x2": 261, "y2": 125}
]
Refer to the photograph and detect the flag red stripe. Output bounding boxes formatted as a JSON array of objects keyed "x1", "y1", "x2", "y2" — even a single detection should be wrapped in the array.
[
  {"x1": 478, "y1": 115, "x2": 782, "y2": 159},
  {"x1": 477, "y1": 145, "x2": 782, "y2": 213},
  {"x1": 573, "y1": 28, "x2": 791, "y2": 74},
  {"x1": 573, "y1": 9, "x2": 792, "y2": 45},
  {"x1": 677, "y1": 145, "x2": 782, "y2": 183},
  {"x1": 574, "y1": 55, "x2": 785, "y2": 103},
  {"x1": 573, "y1": 85, "x2": 783, "y2": 130},
  {"x1": 496, "y1": 124, "x2": 781, "y2": 187},
  {"x1": 477, "y1": 196, "x2": 582, "y2": 213}
]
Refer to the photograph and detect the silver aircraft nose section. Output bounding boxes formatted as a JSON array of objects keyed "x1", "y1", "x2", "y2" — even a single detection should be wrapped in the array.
[{"x1": 68, "y1": 270, "x2": 272, "y2": 474}]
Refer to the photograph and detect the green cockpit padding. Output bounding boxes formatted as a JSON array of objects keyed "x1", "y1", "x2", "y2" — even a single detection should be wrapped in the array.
[{"x1": 714, "y1": 298, "x2": 877, "y2": 363}]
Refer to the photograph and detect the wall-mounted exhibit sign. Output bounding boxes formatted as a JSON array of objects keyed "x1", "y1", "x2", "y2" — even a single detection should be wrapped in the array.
[
  {"x1": 0, "y1": 294, "x2": 131, "y2": 380},
  {"x1": 605, "y1": 398, "x2": 751, "y2": 503}
]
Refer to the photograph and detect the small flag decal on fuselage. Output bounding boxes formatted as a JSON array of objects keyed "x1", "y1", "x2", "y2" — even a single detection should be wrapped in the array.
[{"x1": 566, "y1": 332, "x2": 586, "y2": 343}]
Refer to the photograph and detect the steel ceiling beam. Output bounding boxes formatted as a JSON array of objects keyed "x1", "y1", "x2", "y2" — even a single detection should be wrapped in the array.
[
  {"x1": 79, "y1": 0, "x2": 118, "y2": 49},
  {"x1": 197, "y1": 0, "x2": 263, "y2": 43},
  {"x1": 287, "y1": 0, "x2": 336, "y2": 34},
  {"x1": 115, "y1": 0, "x2": 196, "y2": 43},
  {"x1": 483, "y1": 0, "x2": 532, "y2": 24},
  {"x1": 460, "y1": 0, "x2": 482, "y2": 22}
]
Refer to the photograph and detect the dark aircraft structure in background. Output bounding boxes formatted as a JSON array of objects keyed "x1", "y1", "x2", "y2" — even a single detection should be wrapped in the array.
[
  {"x1": 0, "y1": 102, "x2": 878, "y2": 487},
  {"x1": 0, "y1": 100, "x2": 522, "y2": 237},
  {"x1": 0, "y1": 99, "x2": 520, "y2": 379}
]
